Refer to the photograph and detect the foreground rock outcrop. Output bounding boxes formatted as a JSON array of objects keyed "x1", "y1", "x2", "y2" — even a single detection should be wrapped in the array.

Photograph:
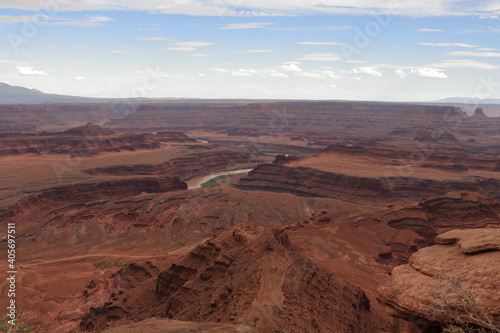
[{"x1": 378, "y1": 228, "x2": 500, "y2": 332}]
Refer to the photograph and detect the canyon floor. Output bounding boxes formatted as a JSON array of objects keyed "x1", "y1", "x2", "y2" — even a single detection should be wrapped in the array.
[{"x1": 0, "y1": 101, "x2": 499, "y2": 332}]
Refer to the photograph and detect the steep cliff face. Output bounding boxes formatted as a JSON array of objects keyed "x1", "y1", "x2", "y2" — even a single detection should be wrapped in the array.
[
  {"x1": 381, "y1": 191, "x2": 500, "y2": 243},
  {"x1": 80, "y1": 222, "x2": 377, "y2": 333},
  {"x1": 84, "y1": 149, "x2": 264, "y2": 180},
  {"x1": 236, "y1": 163, "x2": 500, "y2": 204},
  {"x1": 0, "y1": 176, "x2": 187, "y2": 221},
  {"x1": 321, "y1": 143, "x2": 500, "y2": 172},
  {"x1": 103, "y1": 102, "x2": 468, "y2": 135}
]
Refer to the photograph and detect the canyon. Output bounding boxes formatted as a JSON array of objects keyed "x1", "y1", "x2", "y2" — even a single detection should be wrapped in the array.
[{"x1": 0, "y1": 99, "x2": 499, "y2": 333}]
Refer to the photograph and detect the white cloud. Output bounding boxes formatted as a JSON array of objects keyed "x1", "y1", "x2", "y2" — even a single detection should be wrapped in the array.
[
  {"x1": 219, "y1": 22, "x2": 273, "y2": 30},
  {"x1": 296, "y1": 42, "x2": 347, "y2": 46},
  {"x1": 0, "y1": 59, "x2": 29, "y2": 65},
  {"x1": 410, "y1": 68, "x2": 447, "y2": 79},
  {"x1": 476, "y1": 48, "x2": 499, "y2": 51},
  {"x1": 297, "y1": 69, "x2": 340, "y2": 79},
  {"x1": 166, "y1": 47, "x2": 197, "y2": 53},
  {"x1": 395, "y1": 69, "x2": 407, "y2": 78},
  {"x1": 174, "y1": 41, "x2": 216, "y2": 48},
  {"x1": 446, "y1": 51, "x2": 500, "y2": 57},
  {"x1": 197, "y1": 73, "x2": 206, "y2": 77},
  {"x1": 209, "y1": 68, "x2": 228, "y2": 73},
  {"x1": 479, "y1": 11, "x2": 500, "y2": 19},
  {"x1": 0, "y1": 15, "x2": 38, "y2": 24},
  {"x1": 415, "y1": 28, "x2": 444, "y2": 32},
  {"x1": 274, "y1": 25, "x2": 353, "y2": 31},
  {"x1": 165, "y1": 41, "x2": 215, "y2": 55},
  {"x1": 269, "y1": 72, "x2": 288, "y2": 78},
  {"x1": 427, "y1": 59, "x2": 498, "y2": 70},
  {"x1": 232, "y1": 69, "x2": 258, "y2": 77},
  {"x1": 298, "y1": 53, "x2": 343, "y2": 61},
  {"x1": 137, "y1": 37, "x2": 175, "y2": 41},
  {"x1": 48, "y1": 15, "x2": 113, "y2": 27},
  {"x1": 187, "y1": 53, "x2": 209, "y2": 57},
  {"x1": 0, "y1": 14, "x2": 112, "y2": 26},
  {"x1": 16, "y1": 66, "x2": 48, "y2": 76},
  {"x1": 74, "y1": 76, "x2": 86, "y2": 81},
  {"x1": 281, "y1": 63, "x2": 302, "y2": 72},
  {"x1": 210, "y1": 62, "x2": 341, "y2": 80},
  {"x1": 351, "y1": 67, "x2": 382, "y2": 77},
  {"x1": 418, "y1": 42, "x2": 477, "y2": 47},
  {"x1": 243, "y1": 49, "x2": 275, "y2": 53}
]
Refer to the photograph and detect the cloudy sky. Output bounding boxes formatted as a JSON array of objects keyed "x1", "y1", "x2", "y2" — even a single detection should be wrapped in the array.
[{"x1": 0, "y1": 0, "x2": 499, "y2": 101}]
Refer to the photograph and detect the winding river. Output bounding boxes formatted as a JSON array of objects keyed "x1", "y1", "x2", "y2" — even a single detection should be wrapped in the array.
[{"x1": 187, "y1": 168, "x2": 254, "y2": 189}]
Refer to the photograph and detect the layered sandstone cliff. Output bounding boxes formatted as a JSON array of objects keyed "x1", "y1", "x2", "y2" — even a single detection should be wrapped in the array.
[
  {"x1": 236, "y1": 163, "x2": 500, "y2": 204},
  {"x1": 84, "y1": 149, "x2": 264, "y2": 180},
  {"x1": 321, "y1": 142, "x2": 500, "y2": 172},
  {"x1": 0, "y1": 176, "x2": 187, "y2": 222},
  {"x1": 0, "y1": 123, "x2": 161, "y2": 157}
]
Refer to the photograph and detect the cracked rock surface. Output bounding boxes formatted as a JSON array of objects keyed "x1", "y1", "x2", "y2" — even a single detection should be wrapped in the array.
[{"x1": 378, "y1": 228, "x2": 500, "y2": 330}]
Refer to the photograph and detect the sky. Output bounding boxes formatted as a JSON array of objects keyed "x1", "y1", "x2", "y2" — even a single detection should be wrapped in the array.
[{"x1": 0, "y1": 0, "x2": 499, "y2": 101}]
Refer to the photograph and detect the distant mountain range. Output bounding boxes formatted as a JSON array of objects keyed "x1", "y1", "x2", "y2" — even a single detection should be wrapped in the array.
[
  {"x1": 0, "y1": 82, "x2": 110, "y2": 104},
  {"x1": 1, "y1": 83, "x2": 500, "y2": 106},
  {"x1": 432, "y1": 97, "x2": 500, "y2": 105}
]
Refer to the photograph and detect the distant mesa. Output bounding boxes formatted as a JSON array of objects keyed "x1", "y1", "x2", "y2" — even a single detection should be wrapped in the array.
[
  {"x1": 413, "y1": 126, "x2": 457, "y2": 143},
  {"x1": 470, "y1": 107, "x2": 489, "y2": 119},
  {"x1": 62, "y1": 122, "x2": 115, "y2": 136},
  {"x1": 0, "y1": 123, "x2": 162, "y2": 157},
  {"x1": 388, "y1": 125, "x2": 458, "y2": 143},
  {"x1": 272, "y1": 153, "x2": 301, "y2": 164},
  {"x1": 155, "y1": 131, "x2": 197, "y2": 143}
]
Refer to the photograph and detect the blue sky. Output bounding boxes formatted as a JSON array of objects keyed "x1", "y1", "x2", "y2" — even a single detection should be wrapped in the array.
[{"x1": 0, "y1": 0, "x2": 499, "y2": 101}]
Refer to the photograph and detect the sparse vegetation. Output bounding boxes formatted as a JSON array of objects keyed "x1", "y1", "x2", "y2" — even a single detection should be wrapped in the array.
[
  {"x1": 427, "y1": 279, "x2": 500, "y2": 333},
  {"x1": 0, "y1": 311, "x2": 35, "y2": 333}
]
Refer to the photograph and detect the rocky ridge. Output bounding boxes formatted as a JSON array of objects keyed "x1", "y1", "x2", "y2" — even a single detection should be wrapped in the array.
[
  {"x1": 79, "y1": 222, "x2": 377, "y2": 332},
  {"x1": 236, "y1": 163, "x2": 500, "y2": 204},
  {"x1": 0, "y1": 123, "x2": 161, "y2": 157},
  {"x1": 83, "y1": 149, "x2": 264, "y2": 180}
]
